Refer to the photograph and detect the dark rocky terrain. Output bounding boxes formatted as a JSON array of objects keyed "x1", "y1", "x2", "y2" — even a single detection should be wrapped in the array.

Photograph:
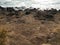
[{"x1": 0, "y1": 6, "x2": 60, "y2": 45}]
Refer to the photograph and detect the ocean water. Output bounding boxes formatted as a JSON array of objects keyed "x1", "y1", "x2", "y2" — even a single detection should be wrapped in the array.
[{"x1": 0, "y1": 0, "x2": 60, "y2": 9}]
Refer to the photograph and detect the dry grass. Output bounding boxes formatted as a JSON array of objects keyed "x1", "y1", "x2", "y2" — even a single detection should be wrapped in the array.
[{"x1": 0, "y1": 13, "x2": 60, "y2": 45}]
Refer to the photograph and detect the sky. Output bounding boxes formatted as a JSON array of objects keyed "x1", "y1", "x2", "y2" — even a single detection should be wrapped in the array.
[{"x1": 0, "y1": 0, "x2": 59, "y2": 9}]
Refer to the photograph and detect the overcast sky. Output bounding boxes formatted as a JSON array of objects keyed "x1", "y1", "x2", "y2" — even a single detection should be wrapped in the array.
[{"x1": 0, "y1": 0, "x2": 59, "y2": 9}]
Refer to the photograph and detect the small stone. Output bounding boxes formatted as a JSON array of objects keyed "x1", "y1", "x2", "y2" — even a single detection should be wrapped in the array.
[{"x1": 42, "y1": 43, "x2": 51, "y2": 45}]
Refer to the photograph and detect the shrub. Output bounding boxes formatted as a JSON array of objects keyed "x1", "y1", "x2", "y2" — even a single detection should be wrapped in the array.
[{"x1": 0, "y1": 29, "x2": 7, "y2": 45}]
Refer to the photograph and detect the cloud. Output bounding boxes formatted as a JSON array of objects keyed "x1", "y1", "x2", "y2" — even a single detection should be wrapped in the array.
[{"x1": 0, "y1": 0, "x2": 60, "y2": 9}]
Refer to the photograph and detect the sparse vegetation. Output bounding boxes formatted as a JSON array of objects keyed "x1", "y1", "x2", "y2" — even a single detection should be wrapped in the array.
[
  {"x1": 0, "y1": 6, "x2": 60, "y2": 45},
  {"x1": 0, "y1": 29, "x2": 7, "y2": 45}
]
